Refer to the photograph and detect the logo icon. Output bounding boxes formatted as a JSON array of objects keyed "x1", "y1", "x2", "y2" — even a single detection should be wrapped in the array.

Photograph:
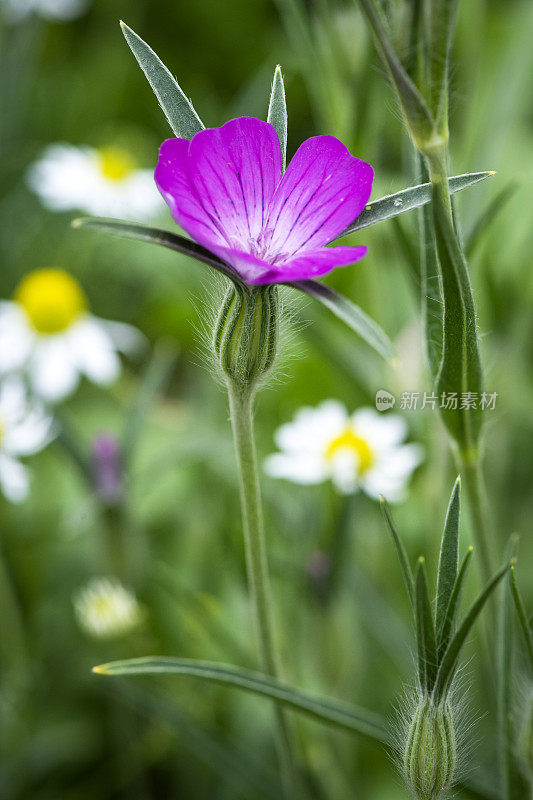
[{"x1": 375, "y1": 389, "x2": 396, "y2": 411}]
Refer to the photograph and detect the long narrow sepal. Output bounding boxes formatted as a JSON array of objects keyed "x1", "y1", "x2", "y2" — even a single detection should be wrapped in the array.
[
  {"x1": 292, "y1": 280, "x2": 396, "y2": 363},
  {"x1": 415, "y1": 557, "x2": 438, "y2": 692},
  {"x1": 93, "y1": 657, "x2": 390, "y2": 743},
  {"x1": 435, "y1": 477, "x2": 461, "y2": 640},
  {"x1": 380, "y1": 498, "x2": 415, "y2": 607},
  {"x1": 336, "y1": 171, "x2": 495, "y2": 239},
  {"x1": 72, "y1": 217, "x2": 243, "y2": 285},
  {"x1": 120, "y1": 21, "x2": 204, "y2": 139},
  {"x1": 267, "y1": 66, "x2": 288, "y2": 172},
  {"x1": 433, "y1": 562, "x2": 509, "y2": 701},
  {"x1": 437, "y1": 546, "x2": 473, "y2": 660},
  {"x1": 510, "y1": 563, "x2": 533, "y2": 670}
]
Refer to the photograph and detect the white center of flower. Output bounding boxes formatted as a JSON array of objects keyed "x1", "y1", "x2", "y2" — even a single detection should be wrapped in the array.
[
  {"x1": 15, "y1": 268, "x2": 87, "y2": 334},
  {"x1": 325, "y1": 428, "x2": 374, "y2": 474},
  {"x1": 98, "y1": 147, "x2": 137, "y2": 182}
]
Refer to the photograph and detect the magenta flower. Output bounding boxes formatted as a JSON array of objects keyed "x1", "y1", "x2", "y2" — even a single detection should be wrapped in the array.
[{"x1": 154, "y1": 117, "x2": 373, "y2": 286}]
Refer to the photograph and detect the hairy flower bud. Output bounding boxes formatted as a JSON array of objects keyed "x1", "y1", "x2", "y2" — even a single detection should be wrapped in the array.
[
  {"x1": 213, "y1": 283, "x2": 279, "y2": 390},
  {"x1": 403, "y1": 698, "x2": 457, "y2": 800}
]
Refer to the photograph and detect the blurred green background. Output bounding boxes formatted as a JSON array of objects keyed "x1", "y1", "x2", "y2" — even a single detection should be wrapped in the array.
[{"x1": 1, "y1": 0, "x2": 532, "y2": 797}]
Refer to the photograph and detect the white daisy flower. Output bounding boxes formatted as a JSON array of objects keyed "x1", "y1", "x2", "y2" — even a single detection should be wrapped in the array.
[
  {"x1": 27, "y1": 143, "x2": 163, "y2": 220},
  {"x1": 0, "y1": 268, "x2": 143, "y2": 403},
  {"x1": 73, "y1": 577, "x2": 143, "y2": 638},
  {"x1": 264, "y1": 401, "x2": 423, "y2": 502},
  {"x1": 2, "y1": 0, "x2": 88, "y2": 23},
  {"x1": 0, "y1": 376, "x2": 54, "y2": 502}
]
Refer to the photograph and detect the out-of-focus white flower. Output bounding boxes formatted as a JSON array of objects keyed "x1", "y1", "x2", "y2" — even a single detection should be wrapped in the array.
[
  {"x1": 27, "y1": 144, "x2": 163, "y2": 220},
  {"x1": 0, "y1": 268, "x2": 143, "y2": 403},
  {"x1": 2, "y1": 0, "x2": 88, "y2": 23},
  {"x1": 73, "y1": 577, "x2": 143, "y2": 638},
  {"x1": 264, "y1": 401, "x2": 423, "y2": 502},
  {"x1": 0, "y1": 376, "x2": 54, "y2": 502}
]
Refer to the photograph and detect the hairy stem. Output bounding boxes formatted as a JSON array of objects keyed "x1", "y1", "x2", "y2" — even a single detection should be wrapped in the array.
[{"x1": 227, "y1": 385, "x2": 298, "y2": 798}]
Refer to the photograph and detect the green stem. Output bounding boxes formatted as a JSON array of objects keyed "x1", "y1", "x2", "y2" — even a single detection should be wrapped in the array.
[
  {"x1": 227, "y1": 385, "x2": 298, "y2": 798},
  {"x1": 460, "y1": 456, "x2": 494, "y2": 586}
]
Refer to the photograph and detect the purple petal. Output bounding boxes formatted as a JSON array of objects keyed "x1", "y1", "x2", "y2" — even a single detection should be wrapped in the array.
[
  {"x1": 247, "y1": 245, "x2": 368, "y2": 285},
  {"x1": 264, "y1": 136, "x2": 373, "y2": 257},
  {"x1": 155, "y1": 117, "x2": 282, "y2": 254}
]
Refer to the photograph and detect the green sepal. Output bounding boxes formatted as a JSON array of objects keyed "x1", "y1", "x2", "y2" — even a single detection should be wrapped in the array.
[
  {"x1": 437, "y1": 545, "x2": 473, "y2": 661},
  {"x1": 380, "y1": 497, "x2": 415, "y2": 608},
  {"x1": 267, "y1": 65, "x2": 287, "y2": 172},
  {"x1": 433, "y1": 561, "x2": 509, "y2": 701},
  {"x1": 120, "y1": 21, "x2": 204, "y2": 139},
  {"x1": 415, "y1": 557, "x2": 438, "y2": 692},
  {"x1": 293, "y1": 280, "x2": 396, "y2": 363},
  {"x1": 93, "y1": 657, "x2": 390, "y2": 743},
  {"x1": 435, "y1": 477, "x2": 461, "y2": 641},
  {"x1": 337, "y1": 171, "x2": 495, "y2": 239}
]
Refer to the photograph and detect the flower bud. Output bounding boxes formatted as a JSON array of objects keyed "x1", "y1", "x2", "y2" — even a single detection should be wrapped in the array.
[
  {"x1": 213, "y1": 284, "x2": 279, "y2": 390},
  {"x1": 403, "y1": 698, "x2": 456, "y2": 800}
]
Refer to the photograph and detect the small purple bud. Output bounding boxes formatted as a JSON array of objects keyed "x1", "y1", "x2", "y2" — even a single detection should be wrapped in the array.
[
  {"x1": 306, "y1": 550, "x2": 331, "y2": 582},
  {"x1": 91, "y1": 432, "x2": 123, "y2": 505}
]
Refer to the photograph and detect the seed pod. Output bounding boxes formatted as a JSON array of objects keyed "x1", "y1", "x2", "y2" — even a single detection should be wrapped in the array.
[
  {"x1": 403, "y1": 698, "x2": 457, "y2": 800},
  {"x1": 213, "y1": 283, "x2": 279, "y2": 390}
]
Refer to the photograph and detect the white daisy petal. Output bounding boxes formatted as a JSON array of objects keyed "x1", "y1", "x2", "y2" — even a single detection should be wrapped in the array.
[
  {"x1": 351, "y1": 408, "x2": 408, "y2": 450},
  {"x1": 3, "y1": 409, "x2": 54, "y2": 457},
  {"x1": 0, "y1": 302, "x2": 34, "y2": 374},
  {"x1": 0, "y1": 454, "x2": 30, "y2": 503},
  {"x1": 274, "y1": 400, "x2": 347, "y2": 454},
  {"x1": 27, "y1": 143, "x2": 162, "y2": 220},
  {"x1": 68, "y1": 317, "x2": 121, "y2": 385},
  {"x1": 29, "y1": 337, "x2": 79, "y2": 402},
  {"x1": 264, "y1": 453, "x2": 328, "y2": 485},
  {"x1": 330, "y1": 451, "x2": 359, "y2": 494},
  {"x1": 99, "y1": 319, "x2": 147, "y2": 355}
]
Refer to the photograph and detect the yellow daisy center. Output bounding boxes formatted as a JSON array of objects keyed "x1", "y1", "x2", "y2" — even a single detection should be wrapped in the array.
[
  {"x1": 15, "y1": 268, "x2": 87, "y2": 334},
  {"x1": 98, "y1": 147, "x2": 137, "y2": 181},
  {"x1": 92, "y1": 595, "x2": 115, "y2": 617},
  {"x1": 325, "y1": 428, "x2": 374, "y2": 474}
]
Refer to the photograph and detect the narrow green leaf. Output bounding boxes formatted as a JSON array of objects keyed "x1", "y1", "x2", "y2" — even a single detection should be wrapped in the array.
[
  {"x1": 415, "y1": 558, "x2": 438, "y2": 692},
  {"x1": 437, "y1": 546, "x2": 473, "y2": 660},
  {"x1": 93, "y1": 657, "x2": 390, "y2": 744},
  {"x1": 120, "y1": 21, "x2": 204, "y2": 139},
  {"x1": 355, "y1": 0, "x2": 435, "y2": 142},
  {"x1": 292, "y1": 280, "x2": 396, "y2": 362},
  {"x1": 435, "y1": 477, "x2": 461, "y2": 639},
  {"x1": 335, "y1": 172, "x2": 495, "y2": 239},
  {"x1": 72, "y1": 217, "x2": 243, "y2": 285},
  {"x1": 380, "y1": 498, "x2": 415, "y2": 607},
  {"x1": 498, "y1": 536, "x2": 530, "y2": 800},
  {"x1": 427, "y1": 0, "x2": 459, "y2": 127},
  {"x1": 466, "y1": 181, "x2": 517, "y2": 260},
  {"x1": 416, "y1": 153, "x2": 443, "y2": 379},
  {"x1": 267, "y1": 65, "x2": 287, "y2": 172},
  {"x1": 432, "y1": 179, "x2": 484, "y2": 453},
  {"x1": 510, "y1": 564, "x2": 533, "y2": 671},
  {"x1": 433, "y1": 562, "x2": 509, "y2": 700}
]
